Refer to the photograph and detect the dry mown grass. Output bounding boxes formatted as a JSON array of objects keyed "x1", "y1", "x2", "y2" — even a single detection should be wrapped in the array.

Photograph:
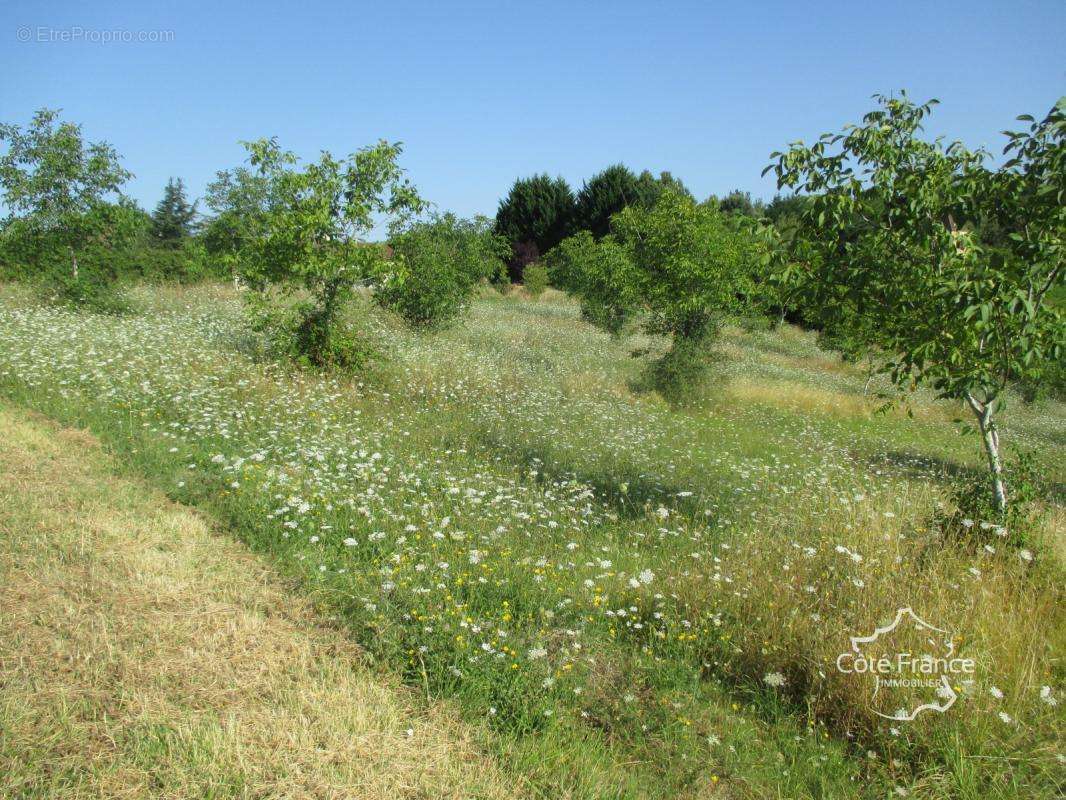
[{"x1": 0, "y1": 404, "x2": 517, "y2": 799}]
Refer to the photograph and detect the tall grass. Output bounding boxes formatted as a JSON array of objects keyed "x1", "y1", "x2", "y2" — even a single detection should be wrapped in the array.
[{"x1": 0, "y1": 283, "x2": 1061, "y2": 798}]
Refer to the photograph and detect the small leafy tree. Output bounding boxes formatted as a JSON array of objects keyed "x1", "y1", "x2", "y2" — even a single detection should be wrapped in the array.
[
  {"x1": 151, "y1": 177, "x2": 198, "y2": 244},
  {"x1": 521, "y1": 261, "x2": 548, "y2": 299},
  {"x1": 546, "y1": 230, "x2": 640, "y2": 335},
  {"x1": 0, "y1": 108, "x2": 131, "y2": 283},
  {"x1": 494, "y1": 174, "x2": 574, "y2": 280},
  {"x1": 766, "y1": 93, "x2": 1065, "y2": 513},
  {"x1": 378, "y1": 213, "x2": 507, "y2": 329},
  {"x1": 612, "y1": 189, "x2": 766, "y2": 346},
  {"x1": 230, "y1": 137, "x2": 423, "y2": 367},
  {"x1": 635, "y1": 169, "x2": 694, "y2": 206},
  {"x1": 202, "y1": 163, "x2": 277, "y2": 279},
  {"x1": 552, "y1": 190, "x2": 767, "y2": 394}
]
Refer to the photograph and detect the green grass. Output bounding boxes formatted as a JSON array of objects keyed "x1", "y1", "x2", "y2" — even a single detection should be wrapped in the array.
[
  {"x1": 0, "y1": 282, "x2": 1062, "y2": 798},
  {"x1": 0, "y1": 402, "x2": 518, "y2": 799}
]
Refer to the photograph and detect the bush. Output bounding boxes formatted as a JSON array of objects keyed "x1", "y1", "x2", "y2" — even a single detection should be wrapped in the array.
[
  {"x1": 521, "y1": 262, "x2": 548, "y2": 299},
  {"x1": 545, "y1": 230, "x2": 640, "y2": 336},
  {"x1": 47, "y1": 269, "x2": 133, "y2": 315},
  {"x1": 378, "y1": 214, "x2": 508, "y2": 330},
  {"x1": 506, "y1": 240, "x2": 539, "y2": 286},
  {"x1": 244, "y1": 291, "x2": 383, "y2": 371},
  {"x1": 644, "y1": 332, "x2": 717, "y2": 404},
  {"x1": 1, "y1": 206, "x2": 219, "y2": 286}
]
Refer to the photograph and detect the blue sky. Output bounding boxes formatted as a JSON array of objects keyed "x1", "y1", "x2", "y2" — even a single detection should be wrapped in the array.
[{"x1": 3, "y1": 0, "x2": 1064, "y2": 221}]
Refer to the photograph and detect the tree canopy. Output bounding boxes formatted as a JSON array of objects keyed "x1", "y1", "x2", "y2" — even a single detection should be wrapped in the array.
[{"x1": 767, "y1": 92, "x2": 1065, "y2": 511}]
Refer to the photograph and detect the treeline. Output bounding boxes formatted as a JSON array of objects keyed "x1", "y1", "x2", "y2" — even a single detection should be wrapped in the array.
[
  {"x1": 492, "y1": 163, "x2": 806, "y2": 282},
  {"x1": 0, "y1": 111, "x2": 225, "y2": 301}
]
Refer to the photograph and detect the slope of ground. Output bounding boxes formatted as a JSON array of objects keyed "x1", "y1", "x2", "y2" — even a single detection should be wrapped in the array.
[
  {"x1": 0, "y1": 403, "x2": 515, "y2": 799},
  {"x1": 0, "y1": 284, "x2": 1061, "y2": 798}
]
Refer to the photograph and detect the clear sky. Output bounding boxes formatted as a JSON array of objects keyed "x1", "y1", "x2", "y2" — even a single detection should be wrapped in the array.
[{"x1": 3, "y1": 0, "x2": 1064, "y2": 220}]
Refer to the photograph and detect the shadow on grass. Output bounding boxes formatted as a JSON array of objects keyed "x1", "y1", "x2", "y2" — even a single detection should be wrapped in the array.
[
  {"x1": 453, "y1": 427, "x2": 733, "y2": 523},
  {"x1": 866, "y1": 449, "x2": 1066, "y2": 504}
]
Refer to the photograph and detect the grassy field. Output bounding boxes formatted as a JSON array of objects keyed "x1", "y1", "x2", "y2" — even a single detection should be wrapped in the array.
[
  {"x1": 0, "y1": 283, "x2": 1062, "y2": 798},
  {"x1": 0, "y1": 402, "x2": 518, "y2": 799}
]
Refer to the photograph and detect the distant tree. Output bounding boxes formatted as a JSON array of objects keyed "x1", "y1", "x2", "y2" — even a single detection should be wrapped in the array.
[
  {"x1": 574, "y1": 164, "x2": 653, "y2": 238},
  {"x1": 764, "y1": 193, "x2": 811, "y2": 224},
  {"x1": 494, "y1": 174, "x2": 574, "y2": 280},
  {"x1": 507, "y1": 240, "x2": 540, "y2": 283},
  {"x1": 0, "y1": 108, "x2": 131, "y2": 276},
  {"x1": 767, "y1": 93, "x2": 1065, "y2": 514},
  {"x1": 716, "y1": 189, "x2": 765, "y2": 217},
  {"x1": 151, "y1": 177, "x2": 198, "y2": 244},
  {"x1": 636, "y1": 169, "x2": 694, "y2": 206}
]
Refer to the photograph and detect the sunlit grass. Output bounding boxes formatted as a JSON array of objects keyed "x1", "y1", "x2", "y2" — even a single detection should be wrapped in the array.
[{"x1": 0, "y1": 282, "x2": 1061, "y2": 799}]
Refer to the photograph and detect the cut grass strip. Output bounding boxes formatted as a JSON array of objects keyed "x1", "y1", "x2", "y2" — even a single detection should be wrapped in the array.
[{"x1": 0, "y1": 403, "x2": 517, "y2": 799}]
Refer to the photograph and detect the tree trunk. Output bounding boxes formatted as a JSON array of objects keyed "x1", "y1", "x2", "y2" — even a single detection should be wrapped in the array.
[
  {"x1": 966, "y1": 393, "x2": 1007, "y2": 513},
  {"x1": 69, "y1": 247, "x2": 78, "y2": 279}
]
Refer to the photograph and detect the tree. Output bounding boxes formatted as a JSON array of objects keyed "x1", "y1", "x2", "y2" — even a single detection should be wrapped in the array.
[
  {"x1": 764, "y1": 193, "x2": 811, "y2": 224},
  {"x1": 716, "y1": 189, "x2": 765, "y2": 217},
  {"x1": 636, "y1": 169, "x2": 694, "y2": 206},
  {"x1": 573, "y1": 164, "x2": 654, "y2": 238},
  {"x1": 551, "y1": 189, "x2": 767, "y2": 394},
  {"x1": 230, "y1": 137, "x2": 423, "y2": 367},
  {"x1": 378, "y1": 213, "x2": 507, "y2": 329},
  {"x1": 766, "y1": 93, "x2": 1065, "y2": 513},
  {"x1": 494, "y1": 174, "x2": 574, "y2": 281},
  {"x1": 0, "y1": 108, "x2": 131, "y2": 276},
  {"x1": 612, "y1": 189, "x2": 766, "y2": 346},
  {"x1": 151, "y1": 177, "x2": 198, "y2": 243},
  {"x1": 546, "y1": 230, "x2": 640, "y2": 335},
  {"x1": 203, "y1": 162, "x2": 276, "y2": 275}
]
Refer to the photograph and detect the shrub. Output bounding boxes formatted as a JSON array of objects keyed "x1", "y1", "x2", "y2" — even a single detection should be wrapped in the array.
[
  {"x1": 545, "y1": 230, "x2": 640, "y2": 336},
  {"x1": 644, "y1": 334, "x2": 718, "y2": 404},
  {"x1": 506, "y1": 240, "x2": 539, "y2": 286},
  {"x1": 938, "y1": 448, "x2": 1048, "y2": 550},
  {"x1": 521, "y1": 262, "x2": 548, "y2": 299},
  {"x1": 378, "y1": 214, "x2": 507, "y2": 329},
  {"x1": 48, "y1": 269, "x2": 133, "y2": 315},
  {"x1": 245, "y1": 291, "x2": 383, "y2": 371}
]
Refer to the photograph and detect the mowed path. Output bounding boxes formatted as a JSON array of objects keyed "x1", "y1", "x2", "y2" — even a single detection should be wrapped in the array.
[{"x1": 0, "y1": 404, "x2": 515, "y2": 799}]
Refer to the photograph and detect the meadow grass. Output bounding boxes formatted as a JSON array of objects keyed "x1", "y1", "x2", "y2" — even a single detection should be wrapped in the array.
[
  {"x1": 0, "y1": 402, "x2": 518, "y2": 799},
  {"x1": 0, "y1": 282, "x2": 1061, "y2": 798}
]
